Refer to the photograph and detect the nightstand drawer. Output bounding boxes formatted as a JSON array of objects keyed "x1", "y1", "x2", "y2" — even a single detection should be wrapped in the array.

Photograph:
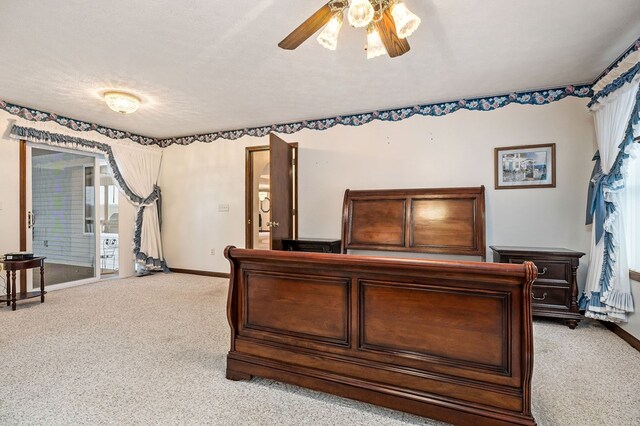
[
  {"x1": 531, "y1": 284, "x2": 569, "y2": 308},
  {"x1": 507, "y1": 258, "x2": 569, "y2": 283}
]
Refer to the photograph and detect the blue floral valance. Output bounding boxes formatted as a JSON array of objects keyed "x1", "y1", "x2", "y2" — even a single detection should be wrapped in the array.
[{"x1": 588, "y1": 61, "x2": 640, "y2": 108}]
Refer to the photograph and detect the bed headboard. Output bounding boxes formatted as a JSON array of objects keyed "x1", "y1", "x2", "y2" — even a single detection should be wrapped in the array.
[{"x1": 341, "y1": 186, "x2": 486, "y2": 260}]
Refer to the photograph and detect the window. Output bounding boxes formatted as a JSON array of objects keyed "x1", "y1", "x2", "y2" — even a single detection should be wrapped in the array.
[
  {"x1": 624, "y1": 142, "x2": 640, "y2": 280},
  {"x1": 84, "y1": 166, "x2": 95, "y2": 234},
  {"x1": 100, "y1": 165, "x2": 119, "y2": 234},
  {"x1": 84, "y1": 164, "x2": 119, "y2": 234}
]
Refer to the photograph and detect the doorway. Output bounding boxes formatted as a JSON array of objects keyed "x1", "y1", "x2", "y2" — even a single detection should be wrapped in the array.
[
  {"x1": 245, "y1": 134, "x2": 298, "y2": 250},
  {"x1": 23, "y1": 144, "x2": 120, "y2": 291}
]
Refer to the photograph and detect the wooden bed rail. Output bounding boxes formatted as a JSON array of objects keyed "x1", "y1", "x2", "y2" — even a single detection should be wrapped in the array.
[{"x1": 224, "y1": 247, "x2": 537, "y2": 426}]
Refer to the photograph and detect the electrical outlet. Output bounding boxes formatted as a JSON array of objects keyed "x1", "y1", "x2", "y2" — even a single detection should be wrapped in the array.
[{"x1": 210, "y1": 248, "x2": 216, "y2": 255}]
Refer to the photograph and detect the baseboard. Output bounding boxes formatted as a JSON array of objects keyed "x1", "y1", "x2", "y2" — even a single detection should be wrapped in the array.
[
  {"x1": 169, "y1": 268, "x2": 230, "y2": 279},
  {"x1": 601, "y1": 321, "x2": 640, "y2": 352}
]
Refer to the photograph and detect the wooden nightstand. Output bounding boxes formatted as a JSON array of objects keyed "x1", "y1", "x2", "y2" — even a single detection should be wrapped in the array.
[{"x1": 490, "y1": 246, "x2": 584, "y2": 329}]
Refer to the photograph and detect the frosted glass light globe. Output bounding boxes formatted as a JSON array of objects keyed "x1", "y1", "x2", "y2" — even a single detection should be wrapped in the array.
[
  {"x1": 348, "y1": 0, "x2": 374, "y2": 28},
  {"x1": 391, "y1": 2, "x2": 421, "y2": 39},
  {"x1": 104, "y1": 91, "x2": 141, "y2": 114},
  {"x1": 317, "y1": 14, "x2": 343, "y2": 50},
  {"x1": 366, "y1": 27, "x2": 387, "y2": 59}
]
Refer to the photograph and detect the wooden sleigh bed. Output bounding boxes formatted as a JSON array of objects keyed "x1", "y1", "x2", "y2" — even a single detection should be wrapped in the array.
[{"x1": 225, "y1": 187, "x2": 537, "y2": 426}]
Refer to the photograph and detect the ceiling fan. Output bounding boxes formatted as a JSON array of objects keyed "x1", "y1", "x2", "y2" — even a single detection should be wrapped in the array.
[{"x1": 278, "y1": 0, "x2": 421, "y2": 59}]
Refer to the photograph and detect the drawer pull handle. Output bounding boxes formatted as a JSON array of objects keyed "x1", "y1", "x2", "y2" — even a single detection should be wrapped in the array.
[
  {"x1": 537, "y1": 267, "x2": 548, "y2": 276},
  {"x1": 531, "y1": 291, "x2": 547, "y2": 301}
]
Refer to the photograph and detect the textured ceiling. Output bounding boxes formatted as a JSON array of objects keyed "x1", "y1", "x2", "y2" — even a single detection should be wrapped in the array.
[{"x1": 0, "y1": 0, "x2": 639, "y2": 138}]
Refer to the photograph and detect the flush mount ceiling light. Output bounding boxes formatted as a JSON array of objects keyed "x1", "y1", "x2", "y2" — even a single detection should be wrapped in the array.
[
  {"x1": 103, "y1": 91, "x2": 141, "y2": 114},
  {"x1": 279, "y1": 0, "x2": 420, "y2": 59}
]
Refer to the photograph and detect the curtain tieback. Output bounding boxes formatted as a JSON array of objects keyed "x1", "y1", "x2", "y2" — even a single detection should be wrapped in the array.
[
  {"x1": 587, "y1": 170, "x2": 607, "y2": 244},
  {"x1": 140, "y1": 185, "x2": 161, "y2": 206}
]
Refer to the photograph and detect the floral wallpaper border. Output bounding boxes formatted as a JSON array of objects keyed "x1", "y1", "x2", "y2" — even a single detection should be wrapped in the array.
[{"x1": 1, "y1": 85, "x2": 592, "y2": 147}]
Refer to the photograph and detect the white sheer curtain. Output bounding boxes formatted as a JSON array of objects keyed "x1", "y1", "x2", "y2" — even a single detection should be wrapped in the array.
[
  {"x1": 583, "y1": 80, "x2": 639, "y2": 322},
  {"x1": 110, "y1": 143, "x2": 165, "y2": 270},
  {"x1": 592, "y1": 84, "x2": 639, "y2": 169}
]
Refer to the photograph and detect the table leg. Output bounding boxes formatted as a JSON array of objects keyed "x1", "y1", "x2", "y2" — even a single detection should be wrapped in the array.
[
  {"x1": 40, "y1": 265, "x2": 45, "y2": 303},
  {"x1": 566, "y1": 319, "x2": 579, "y2": 330},
  {"x1": 11, "y1": 271, "x2": 17, "y2": 311},
  {"x1": 5, "y1": 270, "x2": 10, "y2": 307}
]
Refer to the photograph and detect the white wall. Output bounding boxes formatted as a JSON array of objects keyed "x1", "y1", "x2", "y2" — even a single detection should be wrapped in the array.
[
  {"x1": 1, "y1": 97, "x2": 637, "y2": 340},
  {"x1": 621, "y1": 279, "x2": 640, "y2": 338},
  {"x1": 0, "y1": 110, "x2": 136, "y2": 291},
  {"x1": 0, "y1": 120, "x2": 20, "y2": 295},
  {"x1": 159, "y1": 97, "x2": 596, "y2": 286}
]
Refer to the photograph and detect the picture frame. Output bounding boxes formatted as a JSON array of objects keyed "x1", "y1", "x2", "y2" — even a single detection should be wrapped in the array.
[{"x1": 494, "y1": 143, "x2": 556, "y2": 189}]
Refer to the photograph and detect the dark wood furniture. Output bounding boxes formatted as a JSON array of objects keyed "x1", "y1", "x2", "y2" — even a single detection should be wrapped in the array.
[
  {"x1": 225, "y1": 247, "x2": 537, "y2": 426},
  {"x1": 490, "y1": 246, "x2": 584, "y2": 329},
  {"x1": 341, "y1": 186, "x2": 486, "y2": 260},
  {"x1": 282, "y1": 238, "x2": 341, "y2": 253},
  {"x1": 0, "y1": 257, "x2": 46, "y2": 311}
]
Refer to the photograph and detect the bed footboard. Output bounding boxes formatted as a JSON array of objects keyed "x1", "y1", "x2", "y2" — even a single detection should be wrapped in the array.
[{"x1": 224, "y1": 247, "x2": 537, "y2": 426}]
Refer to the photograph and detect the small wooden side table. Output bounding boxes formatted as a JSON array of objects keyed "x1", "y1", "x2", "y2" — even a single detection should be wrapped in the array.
[
  {"x1": 490, "y1": 246, "x2": 584, "y2": 329},
  {"x1": 0, "y1": 257, "x2": 47, "y2": 311}
]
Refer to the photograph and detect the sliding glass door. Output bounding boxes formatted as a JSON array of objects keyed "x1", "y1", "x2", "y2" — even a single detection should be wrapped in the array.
[
  {"x1": 28, "y1": 147, "x2": 97, "y2": 287},
  {"x1": 26, "y1": 146, "x2": 119, "y2": 289}
]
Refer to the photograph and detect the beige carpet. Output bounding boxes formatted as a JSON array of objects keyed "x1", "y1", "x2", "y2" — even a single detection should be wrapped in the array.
[{"x1": 0, "y1": 273, "x2": 638, "y2": 426}]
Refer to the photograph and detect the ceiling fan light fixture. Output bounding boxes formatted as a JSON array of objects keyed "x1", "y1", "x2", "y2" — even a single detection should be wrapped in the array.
[
  {"x1": 278, "y1": 0, "x2": 414, "y2": 58},
  {"x1": 347, "y1": 0, "x2": 375, "y2": 28},
  {"x1": 317, "y1": 13, "x2": 343, "y2": 50},
  {"x1": 366, "y1": 25, "x2": 387, "y2": 59},
  {"x1": 104, "y1": 91, "x2": 141, "y2": 114},
  {"x1": 391, "y1": 1, "x2": 421, "y2": 39}
]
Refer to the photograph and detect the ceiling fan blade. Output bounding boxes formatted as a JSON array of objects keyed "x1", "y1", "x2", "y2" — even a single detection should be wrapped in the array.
[
  {"x1": 279, "y1": 3, "x2": 334, "y2": 50},
  {"x1": 374, "y1": 8, "x2": 410, "y2": 58}
]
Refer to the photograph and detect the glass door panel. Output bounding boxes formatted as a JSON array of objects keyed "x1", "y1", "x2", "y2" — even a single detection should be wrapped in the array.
[
  {"x1": 99, "y1": 161, "x2": 119, "y2": 277},
  {"x1": 30, "y1": 148, "x2": 97, "y2": 286}
]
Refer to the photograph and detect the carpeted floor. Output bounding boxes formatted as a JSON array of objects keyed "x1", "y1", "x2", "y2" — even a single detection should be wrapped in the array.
[{"x1": 0, "y1": 273, "x2": 638, "y2": 425}]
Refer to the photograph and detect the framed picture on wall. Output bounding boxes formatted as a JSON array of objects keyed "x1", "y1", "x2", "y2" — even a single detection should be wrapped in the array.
[{"x1": 494, "y1": 143, "x2": 556, "y2": 189}]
